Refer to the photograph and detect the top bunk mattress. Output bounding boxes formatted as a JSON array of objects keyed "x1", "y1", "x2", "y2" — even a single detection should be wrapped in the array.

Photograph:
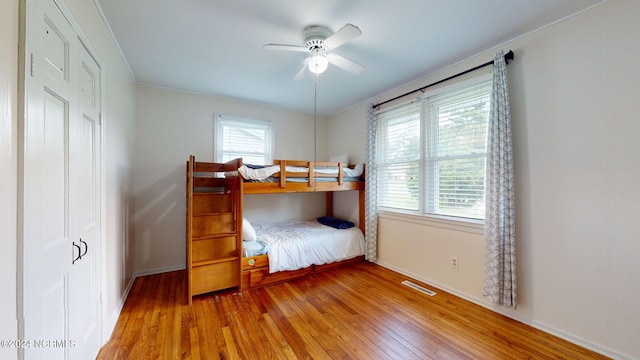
[{"x1": 231, "y1": 163, "x2": 364, "y2": 182}]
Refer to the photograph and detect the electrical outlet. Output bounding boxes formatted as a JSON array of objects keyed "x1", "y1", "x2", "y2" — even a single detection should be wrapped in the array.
[{"x1": 450, "y1": 256, "x2": 459, "y2": 269}]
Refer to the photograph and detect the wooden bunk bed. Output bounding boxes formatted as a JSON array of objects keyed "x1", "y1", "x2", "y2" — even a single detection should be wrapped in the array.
[{"x1": 186, "y1": 155, "x2": 365, "y2": 302}]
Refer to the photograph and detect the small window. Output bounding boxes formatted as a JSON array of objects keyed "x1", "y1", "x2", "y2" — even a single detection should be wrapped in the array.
[
  {"x1": 377, "y1": 75, "x2": 491, "y2": 221},
  {"x1": 215, "y1": 115, "x2": 273, "y2": 164}
]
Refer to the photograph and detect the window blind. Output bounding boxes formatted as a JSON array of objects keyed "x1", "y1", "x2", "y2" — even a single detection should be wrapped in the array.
[
  {"x1": 215, "y1": 115, "x2": 273, "y2": 164},
  {"x1": 377, "y1": 100, "x2": 421, "y2": 210},
  {"x1": 426, "y1": 80, "x2": 491, "y2": 219},
  {"x1": 376, "y1": 77, "x2": 491, "y2": 221}
]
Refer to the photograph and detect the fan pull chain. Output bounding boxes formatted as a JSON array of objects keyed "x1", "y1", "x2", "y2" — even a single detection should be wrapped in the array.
[{"x1": 314, "y1": 75, "x2": 318, "y2": 163}]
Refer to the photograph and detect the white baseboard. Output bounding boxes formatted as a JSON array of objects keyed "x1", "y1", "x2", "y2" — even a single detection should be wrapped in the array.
[
  {"x1": 134, "y1": 264, "x2": 186, "y2": 278},
  {"x1": 373, "y1": 260, "x2": 633, "y2": 360},
  {"x1": 102, "y1": 274, "x2": 136, "y2": 343}
]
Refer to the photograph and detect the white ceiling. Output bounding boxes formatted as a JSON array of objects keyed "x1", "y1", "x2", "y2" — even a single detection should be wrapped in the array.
[{"x1": 97, "y1": 0, "x2": 602, "y2": 115}]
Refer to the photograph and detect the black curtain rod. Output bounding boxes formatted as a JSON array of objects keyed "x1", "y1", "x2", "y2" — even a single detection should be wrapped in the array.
[{"x1": 373, "y1": 50, "x2": 514, "y2": 109}]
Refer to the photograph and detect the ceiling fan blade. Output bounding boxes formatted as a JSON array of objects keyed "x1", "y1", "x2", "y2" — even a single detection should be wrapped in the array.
[
  {"x1": 327, "y1": 53, "x2": 365, "y2": 75},
  {"x1": 323, "y1": 23, "x2": 362, "y2": 49},
  {"x1": 263, "y1": 44, "x2": 308, "y2": 52},
  {"x1": 292, "y1": 58, "x2": 308, "y2": 80}
]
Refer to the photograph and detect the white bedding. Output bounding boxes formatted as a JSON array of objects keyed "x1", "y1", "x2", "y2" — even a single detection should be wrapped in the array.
[
  {"x1": 236, "y1": 163, "x2": 364, "y2": 181},
  {"x1": 253, "y1": 219, "x2": 365, "y2": 273}
]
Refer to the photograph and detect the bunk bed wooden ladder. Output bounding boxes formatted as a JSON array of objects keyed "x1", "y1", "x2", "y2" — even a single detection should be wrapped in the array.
[{"x1": 186, "y1": 156, "x2": 243, "y2": 304}]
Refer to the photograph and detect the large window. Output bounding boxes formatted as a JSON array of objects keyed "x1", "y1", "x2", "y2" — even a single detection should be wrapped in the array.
[
  {"x1": 215, "y1": 115, "x2": 273, "y2": 164},
  {"x1": 377, "y1": 76, "x2": 492, "y2": 221}
]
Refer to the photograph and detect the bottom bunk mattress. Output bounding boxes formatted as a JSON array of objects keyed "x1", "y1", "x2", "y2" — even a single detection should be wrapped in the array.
[{"x1": 250, "y1": 218, "x2": 365, "y2": 273}]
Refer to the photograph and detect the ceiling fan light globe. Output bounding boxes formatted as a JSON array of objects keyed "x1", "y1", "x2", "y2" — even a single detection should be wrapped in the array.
[{"x1": 308, "y1": 54, "x2": 328, "y2": 74}]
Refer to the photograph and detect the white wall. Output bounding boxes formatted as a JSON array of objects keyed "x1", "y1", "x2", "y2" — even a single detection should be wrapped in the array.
[
  {"x1": 326, "y1": 104, "x2": 367, "y2": 225},
  {"x1": 329, "y1": 1, "x2": 640, "y2": 359},
  {"x1": 0, "y1": 0, "x2": 19, "y2": 358},
  {"x1": 133, "y1": 85, "x2": 330, "y2": 274}
]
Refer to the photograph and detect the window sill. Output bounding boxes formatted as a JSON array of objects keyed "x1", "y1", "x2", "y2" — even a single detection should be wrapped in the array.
[{"x1": 377, "y1": 210, "x2": 484, "y2": 235}]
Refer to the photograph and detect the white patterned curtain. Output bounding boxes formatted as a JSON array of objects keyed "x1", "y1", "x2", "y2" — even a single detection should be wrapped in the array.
[
  {"x1": 483, "y1": 50, "x2": 517, "y2": 308},
  {"x1": 364, "y1": 104, "x2": 378, "y2": 261}
]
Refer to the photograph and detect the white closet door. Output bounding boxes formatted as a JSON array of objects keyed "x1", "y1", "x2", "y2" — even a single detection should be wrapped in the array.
[
  {"x1": 22, "y1": 0, "x2": 102, "y2": 358},
  {"x1": 67, "y1": 41, "x2": 102, "y2": 360}
]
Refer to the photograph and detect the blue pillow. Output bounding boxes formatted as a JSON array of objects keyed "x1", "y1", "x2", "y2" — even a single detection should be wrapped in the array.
[{"x1": 317, "y1": 216, "x2": 354, "y2": 229}]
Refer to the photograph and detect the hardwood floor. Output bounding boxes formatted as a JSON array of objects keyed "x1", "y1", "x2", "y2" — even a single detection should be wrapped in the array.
[{"x1": 97, "y1": 262, "x2": 608, "y2": 359}]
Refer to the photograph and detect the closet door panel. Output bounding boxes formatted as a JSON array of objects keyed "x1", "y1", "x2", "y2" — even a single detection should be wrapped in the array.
[{"x1": 23, "y1": 0, "x2": 102, "y2": 358}]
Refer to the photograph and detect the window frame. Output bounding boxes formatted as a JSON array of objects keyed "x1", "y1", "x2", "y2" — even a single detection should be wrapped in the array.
[
  {"x1": 376, "y1": 73, "x2": 492, "y2": 226},
  {"x1": 214, "y1": 115, "x2": 274, "y2": 165}
]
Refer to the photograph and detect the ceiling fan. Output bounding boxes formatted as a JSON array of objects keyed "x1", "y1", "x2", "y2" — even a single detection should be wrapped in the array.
[{"x1": 264, "y1": 23, "x2": 365, "y2": 80}]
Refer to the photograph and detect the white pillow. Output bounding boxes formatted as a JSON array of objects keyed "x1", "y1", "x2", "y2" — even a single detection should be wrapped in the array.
[
  {"x1": 242, "y1": 218, "x2": 257, "y2": 241},
  {"x1": 329, "y1": 153, "x2": 350, "y2": 165}
]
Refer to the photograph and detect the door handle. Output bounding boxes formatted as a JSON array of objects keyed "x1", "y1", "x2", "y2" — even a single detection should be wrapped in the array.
[
  {"x1": 73, "y1": 238, "x2": 88, "y2": 264},
  {"x1": 72, "y1": 241, "x2": 82, "y2": 264},
  {"x1": 79, "y1": 238, "x2": 88, "y2": 258}
]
